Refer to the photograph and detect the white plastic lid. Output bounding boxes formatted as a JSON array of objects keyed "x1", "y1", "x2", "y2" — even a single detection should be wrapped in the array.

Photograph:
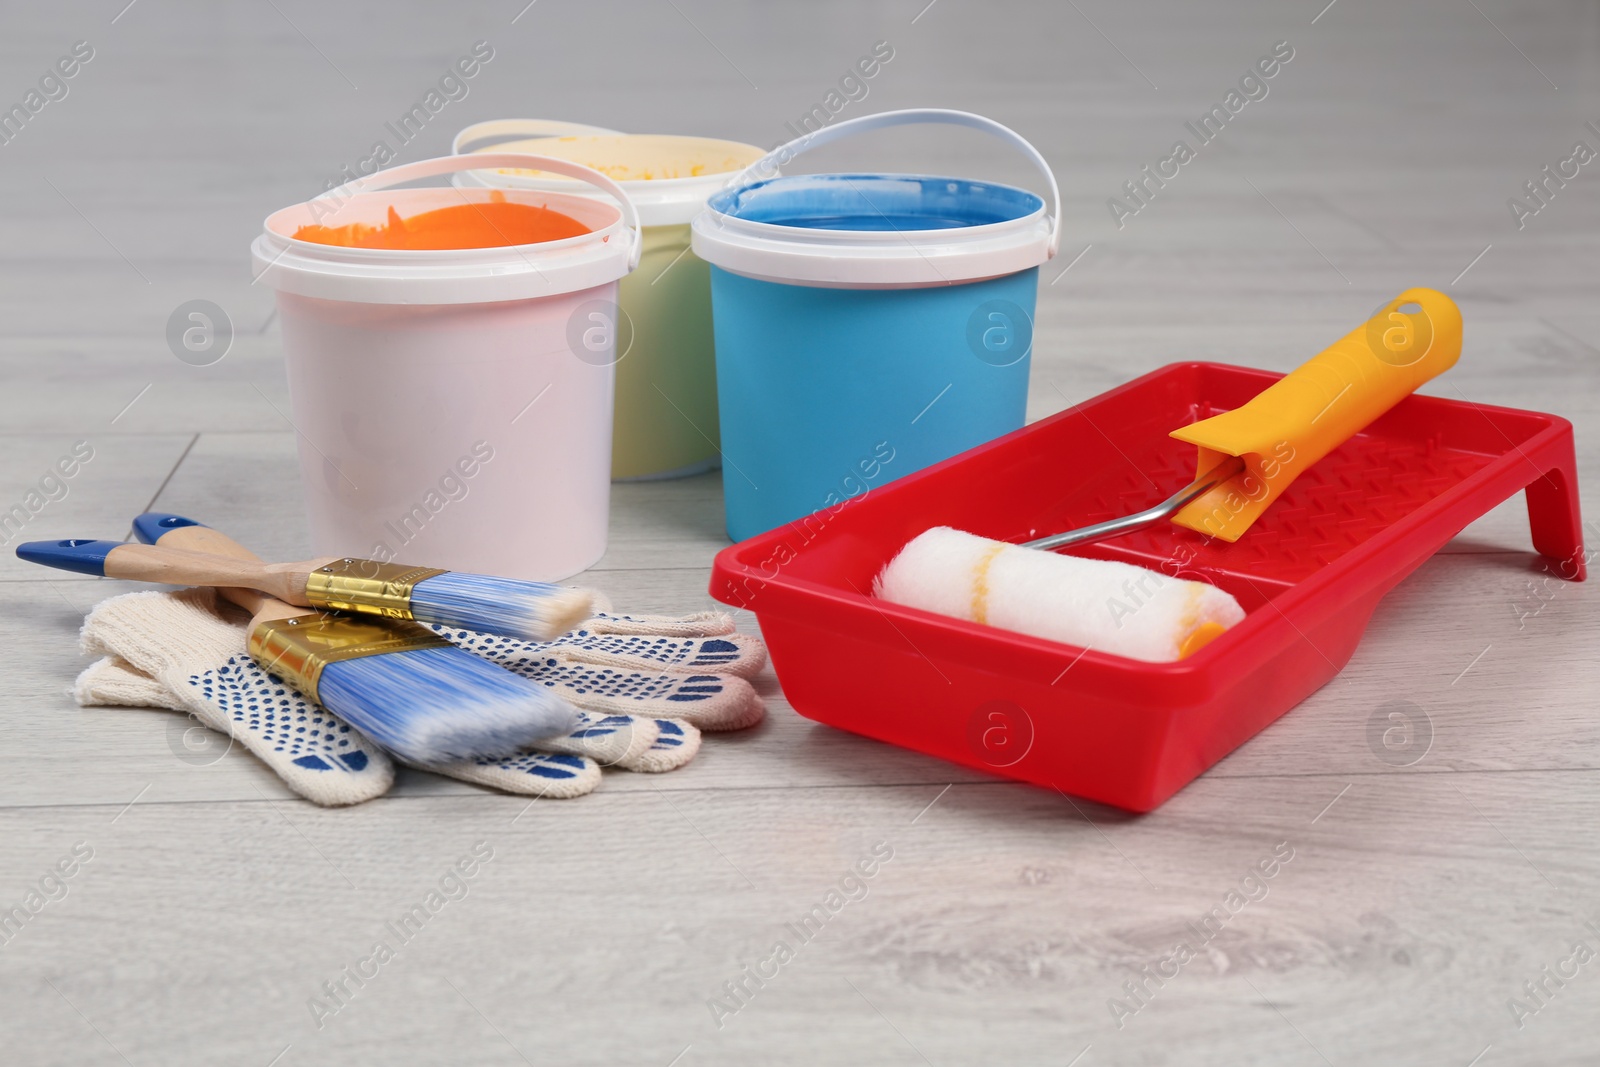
[
  {"x1": 690, "y1": 109, "x2": 1059, "y2": 290},
  {"x1": 452, "y1": 120, "x2": 766, "y2": 228},
  {"x1": 251, "y1": 153, "x2": 641, "y2": 306}
]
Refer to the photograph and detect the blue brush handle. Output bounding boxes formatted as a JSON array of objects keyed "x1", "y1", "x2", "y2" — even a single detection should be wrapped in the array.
[
  {"x1": 15, "y1": 538, "x2": 124, "y2": 576},
  {"x1": 133, "y1": 512, "x2": 206, "y2": 545}
]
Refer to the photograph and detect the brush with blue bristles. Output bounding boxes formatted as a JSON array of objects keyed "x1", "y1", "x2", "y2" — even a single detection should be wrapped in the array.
[
  {"x1": 18, "y1": 513, "x2": 593, "y2": 642},
  {"x1": 17, "y1": 531, "x2": 580, "y2": 766}
]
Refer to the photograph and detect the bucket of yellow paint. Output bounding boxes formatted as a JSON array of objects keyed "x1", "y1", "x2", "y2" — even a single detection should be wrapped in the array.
[{"x1": 453, "y1": 121, "x2": 766, "y2": 481}]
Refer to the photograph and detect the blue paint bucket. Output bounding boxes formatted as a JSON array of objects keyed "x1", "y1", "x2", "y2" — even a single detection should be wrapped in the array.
[{"x1": 691, "y1": 109, "x2": 1060, "y2": 541}]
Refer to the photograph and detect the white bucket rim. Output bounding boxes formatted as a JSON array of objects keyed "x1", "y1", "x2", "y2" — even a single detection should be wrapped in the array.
[
  {"x1": 689, "y1": 109, "x2": 1059, "y2": 289},
  {"x1": 252, "y1": 153, "x2": 641, "y2": 305},
  {"x1": 702, "y1": 172, "x2": 1047, "y2": 239}
]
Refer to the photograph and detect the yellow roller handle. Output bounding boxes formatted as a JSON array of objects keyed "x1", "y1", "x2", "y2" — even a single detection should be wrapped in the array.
[{"x1": 1170, "y1": 287, "x2": 1462, "y2": 541}]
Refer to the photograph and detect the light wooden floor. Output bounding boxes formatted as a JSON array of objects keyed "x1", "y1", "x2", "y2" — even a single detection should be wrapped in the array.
[{"x1": 3, "y1": 1, "x2": 1598, "y2": 1063}]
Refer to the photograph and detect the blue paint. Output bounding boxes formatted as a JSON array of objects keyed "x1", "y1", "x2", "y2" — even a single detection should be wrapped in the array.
[{"x1": 709, "y1": 173, "x2": 1043, "y2": 231}]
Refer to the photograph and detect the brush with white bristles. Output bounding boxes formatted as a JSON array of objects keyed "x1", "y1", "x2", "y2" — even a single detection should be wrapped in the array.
[
  {"x1": 19, "y1": 513, "x2": 592, "y2": 643},
  {"x1": 21, "y1": 529, "x2": 579, "y2": 766}
]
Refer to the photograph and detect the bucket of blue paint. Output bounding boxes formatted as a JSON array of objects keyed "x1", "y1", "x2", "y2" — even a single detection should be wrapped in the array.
[{"x1": 691, "y1": 109, "x2": 1059, "y2": 541}]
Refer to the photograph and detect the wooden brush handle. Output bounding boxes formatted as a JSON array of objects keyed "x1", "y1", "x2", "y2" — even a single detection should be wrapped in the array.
[
  {"x1": 155, "y1": 524, "x2": 261, "y2": 562},
  {"x1": 242, "y1": 597, "x2": 316, "y2": 628},
  {"x1": 150, "y1": 523, "x2": 275, "y2": 615},
  {"x1": 135, "y1": 516, "x2": 314, "y2": 624},
  {"x1": 101, "y1": 543, "x2": 312, "y2": 605}
]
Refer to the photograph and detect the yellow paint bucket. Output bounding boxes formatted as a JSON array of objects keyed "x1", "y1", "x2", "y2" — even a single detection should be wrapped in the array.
[{"x1": 454, "y1": 121, "x2": 765, "y2": 480}]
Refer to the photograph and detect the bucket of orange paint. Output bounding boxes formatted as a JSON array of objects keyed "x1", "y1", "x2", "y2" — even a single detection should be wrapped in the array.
[
  {"x1": 452, "y1": 121, "x2": 766, "y2": 481},
  {"x1": 251, "y1": 154, "x2": 641, "y2": 581}
]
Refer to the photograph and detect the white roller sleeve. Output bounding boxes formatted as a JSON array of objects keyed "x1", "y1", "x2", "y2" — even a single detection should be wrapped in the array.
[{"x1": 873, "y1": 527, "x2": 1246, "y2": 663}]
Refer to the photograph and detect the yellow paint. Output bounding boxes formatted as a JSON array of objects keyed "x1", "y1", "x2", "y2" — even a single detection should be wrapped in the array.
[
  {"x1": 969, "y1": 541, "x2": 1008, "y2": 625},
  {"x1": 477, "y1": 134, "x2": 764, "y2": 183},
  {"x1": 1175, "y1": 582, "x2": 1230, "y2": 658}
]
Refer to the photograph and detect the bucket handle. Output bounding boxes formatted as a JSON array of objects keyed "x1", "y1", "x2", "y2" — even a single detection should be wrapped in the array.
[
  {"x1": 323, "y1": 153, "x2": 643, "y2": 270},
  {"x1": 735, "y1": 108, "x2": 1061, "y2": 258}
]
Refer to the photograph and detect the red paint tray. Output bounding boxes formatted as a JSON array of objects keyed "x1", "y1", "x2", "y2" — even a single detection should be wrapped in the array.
[{"x1": 709, "y1": 362, "x2": 1585, "y2": 811}]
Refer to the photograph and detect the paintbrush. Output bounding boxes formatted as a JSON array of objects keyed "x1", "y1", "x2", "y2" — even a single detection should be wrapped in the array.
[
  {"x1": 17, "y1": 524, "x2": 592, "y2": 642},
  {"x1": 21, "y1": 534, "x2": 578, "y2": 765}
]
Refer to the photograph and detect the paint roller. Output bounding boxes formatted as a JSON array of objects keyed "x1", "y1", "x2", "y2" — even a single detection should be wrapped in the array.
[{"x1": 875, "y1": 289, "x2": 1464, "y2": 662}]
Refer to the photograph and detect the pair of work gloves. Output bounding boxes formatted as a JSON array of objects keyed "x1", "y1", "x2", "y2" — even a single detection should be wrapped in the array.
[{"x1": 73, "y1": 545, "x2": 765, "y2": 806}]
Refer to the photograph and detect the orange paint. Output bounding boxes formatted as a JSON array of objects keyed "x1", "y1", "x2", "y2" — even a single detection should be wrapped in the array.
[{"x1": 294, "y1": 192, "x2": 590, "y2": 250}]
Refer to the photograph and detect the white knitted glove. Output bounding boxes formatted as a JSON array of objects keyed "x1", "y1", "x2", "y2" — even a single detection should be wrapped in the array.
[
  {"x1": 433, "y1": 608, "x2": 768, "y2": 732},
  {"x1": 83, "y1": 641, "x2": 666, "y2": 799},
  {"x1": 74, "y1": 590, "x2": 763, "y2": 805},
  {"x1": 76, "y1": 589, "x2": 395, "y2": 807}
]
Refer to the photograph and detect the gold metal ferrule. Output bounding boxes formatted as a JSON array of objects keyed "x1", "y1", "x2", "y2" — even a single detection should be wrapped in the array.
[
  {"x1": 302, "y1": 558, "x2": 448, "y2": 621},
  {"x1": 247, "y1": 615, "x2": 450, "y2": 698}
]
